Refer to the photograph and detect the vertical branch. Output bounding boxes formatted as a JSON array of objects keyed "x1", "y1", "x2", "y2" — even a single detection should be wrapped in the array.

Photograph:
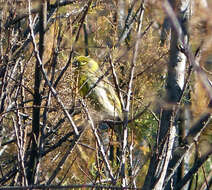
[
  {"x1": 83, "y1": 21, "x2": 89, "y2": 56},
  {"x1": 160, "y1": 17, "x2": 171, "y2": 46},
  {"x1": 27, "y1": 0, "x2": 46, "y2": 184},
  {"x1": 179, "y1": 106, "x2": 192, "y2": 190},
  {"x1": 117, "y1": 0, "x2": 139, "y2": 46},
  {"x1": 142, "y1": 0, "x2": 190, "y2": 189},
  {"x1": 35, "y1": 0, "x2": 47, "y2": 184},
  {"x1": 129, "y1": 132, "x2": 137, "y2": 188},
  {"x1": 13, "y1": 86, "x2": 28, "y2": 186},
  {"x1": 160, "y1": 0, "x2": 172, "y2": 46},
  {"x1": 0, "y1": 65, "x2": 7, "y2": 117},
  {"x1": 27, "y1": 0, "x2": 79, "y2": 136},
  {"x1": 117, "y1": 0, "x2": 126, "y2": 37},
  {"x1": 81, "y1": 100, "x2": 115, "y2": 182},
  {"x1": 120, "y1": 3, "x2": 145, "y2": 187},
  {"x1": 109, "y1": 58, "x2": 125, "y2": 110},
  {"x1": 75, "y1": 0, "x2": 92, "y2": 43},
  {"x1": 0, "y1": 8, "x2": 7, "y2": 118},
  {"x1": 126, "y1": 3, "x2": 144, "y2": 112}
]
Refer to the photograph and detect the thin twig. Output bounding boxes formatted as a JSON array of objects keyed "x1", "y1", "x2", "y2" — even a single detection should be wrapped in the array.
[
  {"x1": 80, "y1": 99, "x2": 115, "y2": 183},
  {"x1": 117, "y1": 1, "x2": 143, "y2": 46},
  {"x1": 202, "y1": 165, "x2": 209, "y2": 190},
  {"x1": 120, "y1": 3, "x2": 145, "y2": 186},
  {"x1": 173, "y1": 148, "x2": 212, "y2": 190},
  {"x1": 103, "y1": 103, "x2": 151, "y2": 126},
  {"x1": 164, "y1": 113, "x2": 212, "y2": 187},
  {"x1": 109, "y1": 56, "x2": 125, "y2": 111},
  {"x1": 27, "y1": 0, "x2": 79, "y2": 136},
  {"x1": 46, "y1": 133, "x2": 83, "y2": 185}
]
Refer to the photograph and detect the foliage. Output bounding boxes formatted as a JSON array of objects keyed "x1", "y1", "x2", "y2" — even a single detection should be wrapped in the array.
[{"x1": 0, "y1": 0, "x2": 212, "y2": 189}]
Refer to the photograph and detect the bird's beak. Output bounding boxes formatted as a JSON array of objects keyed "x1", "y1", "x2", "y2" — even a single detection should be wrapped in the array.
[{"x1": 72, "y1": 60, "x2": 79, "y2": 67}]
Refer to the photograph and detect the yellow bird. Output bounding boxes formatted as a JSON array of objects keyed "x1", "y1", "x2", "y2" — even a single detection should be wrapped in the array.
[{"x1": 73, "y1": 56, "x2": 122, "y2": 121}]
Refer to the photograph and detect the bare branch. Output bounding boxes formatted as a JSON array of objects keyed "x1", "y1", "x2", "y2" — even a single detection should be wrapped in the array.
[
  {"x1": 46, "y1": 130, "x2": 83, "y2": 185},
  {"x1": 81, "y1": 99, "x2": 115, "y2": 183},
  {"x1": 174, "y1": 148, "x2": 212, "y2": 190},
  {"x1": 164, "y1": 113, "x2": 211, "y2": 186},
  {"x1": 27, "y1": 0, "x2": 79, "y2": 136}
]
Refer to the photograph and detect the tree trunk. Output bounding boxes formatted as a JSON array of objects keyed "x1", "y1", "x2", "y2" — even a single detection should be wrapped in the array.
[{"x1": 142, "y1": 0, "x2": 190, "y2": 189}]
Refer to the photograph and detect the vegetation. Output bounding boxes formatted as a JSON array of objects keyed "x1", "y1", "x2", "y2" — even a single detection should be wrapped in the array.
[{"x1": 0, "y1": 0, "x2": 212, "y2": 189}]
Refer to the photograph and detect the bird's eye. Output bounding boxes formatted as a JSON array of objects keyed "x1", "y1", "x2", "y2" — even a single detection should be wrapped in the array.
[{"x1": 80, "y1": 61, "x2": 87, "y2": 66}]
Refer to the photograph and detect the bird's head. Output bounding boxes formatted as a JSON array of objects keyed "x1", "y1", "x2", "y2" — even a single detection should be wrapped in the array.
[{"x1": 73, "y1": 56, "x2": 99, "y2": 73}]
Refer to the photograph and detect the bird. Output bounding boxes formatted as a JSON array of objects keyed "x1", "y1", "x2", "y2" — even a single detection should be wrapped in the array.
[
  {"x1": 73, "y1": 56, "x2": 122, "y2": 121},
  {"x1": 73, "y1": 56, "x2": 123, "y2": 164}
]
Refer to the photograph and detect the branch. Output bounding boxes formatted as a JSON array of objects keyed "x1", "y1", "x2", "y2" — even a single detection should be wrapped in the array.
[
  {"x1": 164, "y1": 0, "x2": 212, "y2": 101},
  {"x1": 5, "y1": 0, "x2": 77, "y2": 27},
  {"x1": 109, "y1": 56, "x2": 125, "y2": 111},
  {"x1": 46, "y1": 130, "x2": 83, "y2": 185},
  {"x1": 28, "y1": 0, "x2": 79, "y2": 136},
  {"x1": 103, "y1": 103, "x2": 150, "y2": 126},
  {"x1": 117, "y1": 1, "x2": 143, "y2": 46},
  {"x1": 164, "y1": 113, "x2": 211, "y2": 186},
  {"x1": 80, "y1": 100, "x2": 115, "y2": 183},
  {"x1": 120, "y1": 3, "x2": 145, "y2": 187},
  {"x1": 42, "y1": 127, "x2": 83, "y2": 157},
  {"x1": 174, "y1": 148, "x2": 212, "y2": 190}
]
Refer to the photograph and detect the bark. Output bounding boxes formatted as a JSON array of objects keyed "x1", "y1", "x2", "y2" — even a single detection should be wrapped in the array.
[
  {"x1": 180, "y1": 106, "x2": 192, "y2": 190},
  {"x1": 0, "y1": 8, "x2": 6, "y2": 117},
  {"x1": 174, "y1": 148, "x2": 212, "y2": 190},
  {"x1": 142, "y1": 0, "x2": 190, "y2": 189},
  {"x1": 160, "y1": 17, "x2": 171, "y2": 46},
  {"x1": 117, "y1": 0, "x2": 126, "y2": 37},
  {"x1": 83, "y1": 22, "x2": 89, "y2": 56},
  {"x1": 164, "y1": 113, "x2": 211, "y2": 187}
]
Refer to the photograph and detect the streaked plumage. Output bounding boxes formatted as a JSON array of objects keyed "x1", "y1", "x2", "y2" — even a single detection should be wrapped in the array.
[{"x1": 73, "y1": 56, "x2": 122, "y2": 120}]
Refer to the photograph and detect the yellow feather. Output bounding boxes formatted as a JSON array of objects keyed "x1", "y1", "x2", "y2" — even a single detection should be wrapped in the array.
[{"x1": 73, "y1": 56, "x2": 122, "y2": 120}]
